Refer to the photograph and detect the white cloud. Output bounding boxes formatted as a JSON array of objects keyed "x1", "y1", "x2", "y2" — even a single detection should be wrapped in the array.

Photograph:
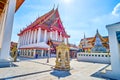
[
  {"x1": 59, "y1": 0, "x2": 74, "y2": 5},
  {"x1": 112, "y1": 3, "x2": 120, "y2": 16}
]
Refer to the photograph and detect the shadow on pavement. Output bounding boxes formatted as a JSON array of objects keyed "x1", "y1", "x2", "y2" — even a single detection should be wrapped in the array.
[
  {"x1": 27, "y1": 60, "x2": 54, "y2": 67},
  {"x1": 0, "y1": 70, "x2": 51, "y2": 80},
  {"x1": 50, "y1": 70, "x2": 71, "y2": 79},
  {"x1": 91, "y1": 64, "x2": 116, "y2": 80}
]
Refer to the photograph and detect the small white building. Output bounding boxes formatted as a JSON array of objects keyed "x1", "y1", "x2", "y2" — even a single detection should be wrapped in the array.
[{"x1": 77, "y1": 52, "x2": 111, "y2": 64}]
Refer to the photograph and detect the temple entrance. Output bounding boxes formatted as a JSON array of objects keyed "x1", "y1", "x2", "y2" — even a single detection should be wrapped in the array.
[{"x1": 36, "y1": 50, "x2": 42, "y2": 58}]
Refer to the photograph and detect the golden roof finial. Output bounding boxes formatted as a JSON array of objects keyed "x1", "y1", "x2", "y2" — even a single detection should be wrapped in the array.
[
  {"x1": 56, "y1": 4, "x2": 59, "y2": 10},
  {"x1": 96, "y1": 29, "x2": 99, "y2": 34},
  {"x1": 53, "y1": 4, "x2": 55, "y2": 10}
]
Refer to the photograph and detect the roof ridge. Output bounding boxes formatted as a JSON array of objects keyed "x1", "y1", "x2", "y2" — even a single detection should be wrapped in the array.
[
  {"x1": 19, "y1": 9, "x2": 55, "y2": 33},
  {"x1": 40, "y1": 9, "x2": 56, "y2": 25},
  {"x1": 30, "y1": 8, "x2": 54, "y2": 28}
]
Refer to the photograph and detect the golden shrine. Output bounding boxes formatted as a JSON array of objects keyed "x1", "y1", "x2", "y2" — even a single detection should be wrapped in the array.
[{"x1": 54, "y1": 42, "x2": 70, "y2": 70}]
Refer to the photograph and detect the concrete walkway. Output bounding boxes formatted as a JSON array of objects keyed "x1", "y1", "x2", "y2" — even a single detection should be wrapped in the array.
[{"x1": 0, "y1": 58, "x2": 111, "y2": 80}]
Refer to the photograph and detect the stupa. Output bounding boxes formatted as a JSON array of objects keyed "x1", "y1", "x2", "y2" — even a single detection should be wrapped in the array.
[{"x1": 91, "y1": 30, "x2": 107, "y2": 53}]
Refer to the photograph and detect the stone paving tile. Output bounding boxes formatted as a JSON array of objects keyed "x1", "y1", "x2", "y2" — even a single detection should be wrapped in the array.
[{"x1": 0, "y1": 58, "x2": 109, "y2": 80}]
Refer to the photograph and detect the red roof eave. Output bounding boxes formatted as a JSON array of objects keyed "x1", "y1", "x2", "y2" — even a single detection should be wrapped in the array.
[
  {"x1": 19, "y1": 47, "x2": 48, "y2": 50},
  {"x1": 18, "y1": 24, "x2": 51, "y2": 36},
  {"x1": 51, "y1": 26, "x2": 62, "y2": 32}
]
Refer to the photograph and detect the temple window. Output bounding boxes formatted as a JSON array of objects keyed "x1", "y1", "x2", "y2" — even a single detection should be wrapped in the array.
[{"x1": 98, "y1": 55, "x2": 100, "y2": 57}]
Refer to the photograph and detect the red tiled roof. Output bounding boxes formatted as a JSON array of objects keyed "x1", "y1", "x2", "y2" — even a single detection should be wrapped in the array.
[{"x1": 18, "y1": 8, "x2": 70, "y2": 38}]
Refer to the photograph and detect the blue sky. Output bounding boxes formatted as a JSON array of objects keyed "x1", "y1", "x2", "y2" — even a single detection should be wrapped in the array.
[{"x1": 12, "y1": 0, "x2": 120, "y2": 45}]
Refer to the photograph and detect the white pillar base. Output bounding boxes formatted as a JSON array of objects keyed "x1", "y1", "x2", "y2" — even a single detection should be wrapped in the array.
[{"x1": 104, "y1": 70, "x2": 120, "y2": 79}]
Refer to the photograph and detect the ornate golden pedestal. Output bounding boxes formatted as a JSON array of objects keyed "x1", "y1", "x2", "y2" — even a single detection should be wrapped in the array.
[{"x1": 54, "y1": 42, "x2": 70, "y2": 70}]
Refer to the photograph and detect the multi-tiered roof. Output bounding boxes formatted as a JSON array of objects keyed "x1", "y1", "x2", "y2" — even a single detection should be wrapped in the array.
[{"x1": 18, "y1": 8, "x2": 70, "y2": 38}]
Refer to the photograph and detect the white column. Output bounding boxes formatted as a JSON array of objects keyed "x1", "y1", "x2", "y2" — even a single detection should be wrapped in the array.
[
  {"x1": 23, "y1": 35, "x2": 25, "y2": 45},
  {"x1": 27, "y1": 31, "x2": 31, "y2": 44},
  {"x1": 17, "y1": 36, "x2": 21, "y2": 48},
  {"x1": 30, "y1": 30, "x2": 33, "y2": 44},
  {"x1": 19, "y1": 36, "x2": 22, "y2": 47},
  {"x1": 60, "y1": 32, "x2": 62, "y2": 41},
  {"x1": 26, "y1": 31, "x2": 29, "y2": 44},
  {"x1": 50, "y1": 31, "x2": 52, "y2": 39},
  {"x1": 34, "y1": 30, "x2": 37, "y2": 43},
  {"x1": 0, "y1": 0, "x2": 16, "y2": 59},
  {"x1": 25, "y1": 32, "x2": 28, "y2": 45},
  {"x1": 27, "y1": 31, "x2": 30, "y2": 44},
  {"x1": 23, "y1": 33, "x2": 26, "y2": 45},
  {"x1": 36, "y1": 29, "x2": 38, "y2": 43},
  {"x1": 21, "y1": 35, "x2": 23, "y2": 46},
  {"x1": 33, "y1": 30, "x2": 36, "y2": 43},
  {"x1": 41, "y1": 50, "x2": 44, "y2": 57},
  {"x1": 24, "y1": 32, "x2": 27, "y2": 45},
  {"x1": 30, "y1": 30, "x2": 32, "y2": 44},
  {"x1": 44, "y1": 30, "x2": 47, "y2": 42},
  {"x1": 30, "y1": 31, "x2": 32, "y2": 44},
  {"x1": 22, "y1": 33, "x2": 25, "y2": 45},
  {"x1": 53, "y1": 31, "x2": 56, "y2": 40},
  {"x1": 0, "y1": 10, "x2": 6, "y2": 46},
  {"x1": 37, "y1": 28, "x2": 41, "y2": 43},
  {"x1": 56, "y1": 30, "x2": 58, "y2": 41},
  {"x1": 52, "y1": 31, "x2": 53, "y2": 40},
  {"x1": 66, "y1": 38, "x2": 69, "y2": 44}
]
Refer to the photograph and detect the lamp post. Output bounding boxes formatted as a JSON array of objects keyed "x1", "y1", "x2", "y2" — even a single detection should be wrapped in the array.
[{"x1": 47, "y1": 48, "x2": 50, "y2": 63}]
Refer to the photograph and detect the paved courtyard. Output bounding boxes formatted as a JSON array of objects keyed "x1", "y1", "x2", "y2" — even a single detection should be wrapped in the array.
[{"x1": 0, "y1": 57, "x2": 111, "y2": 80}]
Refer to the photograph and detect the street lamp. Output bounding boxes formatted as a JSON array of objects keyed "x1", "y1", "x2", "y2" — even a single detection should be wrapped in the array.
[{"x1": 47, "y1": 48, "x2": 50, "y2": 63}]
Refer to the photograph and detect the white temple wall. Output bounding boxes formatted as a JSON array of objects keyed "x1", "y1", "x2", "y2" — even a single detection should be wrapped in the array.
[{"x1": 77, "y1": 52, "x2": 111, "y2": 64}]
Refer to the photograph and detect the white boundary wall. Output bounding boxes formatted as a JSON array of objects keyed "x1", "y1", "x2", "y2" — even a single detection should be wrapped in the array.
[{"x1": 77, "y1": 52, "x2": 111, "y2": 64}]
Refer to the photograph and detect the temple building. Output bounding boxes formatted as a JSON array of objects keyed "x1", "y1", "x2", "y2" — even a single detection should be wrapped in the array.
[
  {"x1": 79, "y1": 30, "x2": 109, "y2": 53},
  {"x1": 18, "y1": 8, "x2": 70, "y2": 58}
]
